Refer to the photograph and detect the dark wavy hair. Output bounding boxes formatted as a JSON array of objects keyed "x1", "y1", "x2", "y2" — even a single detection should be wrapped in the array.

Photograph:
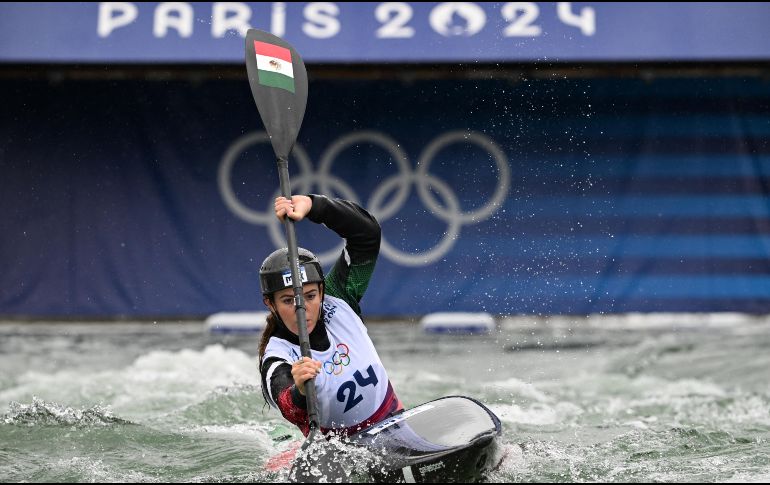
[{"x1": 258, "y1": 310, "x2": 279, "y2": 366}]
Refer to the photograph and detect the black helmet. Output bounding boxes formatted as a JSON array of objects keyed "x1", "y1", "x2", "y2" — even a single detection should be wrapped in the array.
[{"x1": 259, "y1": 247, "x2": 324, "y2": 296}]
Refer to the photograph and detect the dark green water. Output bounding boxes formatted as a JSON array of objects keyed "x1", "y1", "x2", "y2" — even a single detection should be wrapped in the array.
[{"x1": 1, "y1": 316, "x2": 769, "y2": 482}]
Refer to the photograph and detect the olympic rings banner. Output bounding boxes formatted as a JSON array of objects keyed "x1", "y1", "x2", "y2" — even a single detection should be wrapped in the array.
[{"x1": 2, "y1": 76, "x2": 770, "y2": 317}]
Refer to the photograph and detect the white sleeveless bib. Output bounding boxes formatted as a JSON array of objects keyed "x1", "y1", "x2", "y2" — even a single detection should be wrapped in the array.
[{"x1": 263, "y1": 295, "x2": 390, "y2": 429}]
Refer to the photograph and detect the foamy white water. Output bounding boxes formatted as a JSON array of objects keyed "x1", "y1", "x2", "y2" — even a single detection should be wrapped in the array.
[{"x1": 1, "y1": 316, "x2": 769, "y2": 482}]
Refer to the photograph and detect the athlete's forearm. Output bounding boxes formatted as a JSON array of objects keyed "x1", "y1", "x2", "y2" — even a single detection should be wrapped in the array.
[
  {"x1": 306, "y1": 195, "x2": 381, "y2": 312},
  {"x1": 306, "y1": 194, "x2": 380, "y2": 264}
]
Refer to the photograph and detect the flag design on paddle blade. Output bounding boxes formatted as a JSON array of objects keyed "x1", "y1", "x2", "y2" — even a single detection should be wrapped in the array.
[{"x1": 254, "y1": 40, "x2": 295, "y2": 93}]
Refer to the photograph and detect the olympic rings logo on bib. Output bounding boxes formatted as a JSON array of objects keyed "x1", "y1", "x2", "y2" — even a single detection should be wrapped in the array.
[
  {"x1": 323, "y1": 343, "x2": 351, "y2": 375},
  {"x1": 218, "y1": 130, "x2": 509, "y2": 267}
]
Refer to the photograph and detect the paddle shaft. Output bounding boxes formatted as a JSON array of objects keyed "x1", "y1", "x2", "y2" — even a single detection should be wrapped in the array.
[{"x1": 276, "y1": 157, "x2": 320, "y2": 430}]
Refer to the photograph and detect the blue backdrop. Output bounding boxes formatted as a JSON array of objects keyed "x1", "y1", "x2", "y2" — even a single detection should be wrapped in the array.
[{"x1": 1, "y1": 76, "x2": 770, "y2": 316}]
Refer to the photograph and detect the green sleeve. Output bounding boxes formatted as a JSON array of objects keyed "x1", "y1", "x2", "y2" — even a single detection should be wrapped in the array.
[{"x1": 306, "y1": 194, "x2": 380, "y2": 316}]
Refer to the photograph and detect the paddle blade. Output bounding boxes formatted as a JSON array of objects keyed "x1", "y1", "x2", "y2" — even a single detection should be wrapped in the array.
[
  {"x1": 291, "y1": 430, "x2": 347, "y2": 483},
  {"x1": 245, "y1": 29, "x2": 308, "y2": 161}
]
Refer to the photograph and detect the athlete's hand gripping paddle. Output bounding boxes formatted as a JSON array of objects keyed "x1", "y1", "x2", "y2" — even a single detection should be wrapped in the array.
[{"x1": 244, "y1": 29, "x2": 322, "y2": 453}]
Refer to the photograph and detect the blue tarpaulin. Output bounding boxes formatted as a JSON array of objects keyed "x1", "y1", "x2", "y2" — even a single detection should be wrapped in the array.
[{"x1": 1, "y1": 76, "x2": 769, "y2": 316}]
